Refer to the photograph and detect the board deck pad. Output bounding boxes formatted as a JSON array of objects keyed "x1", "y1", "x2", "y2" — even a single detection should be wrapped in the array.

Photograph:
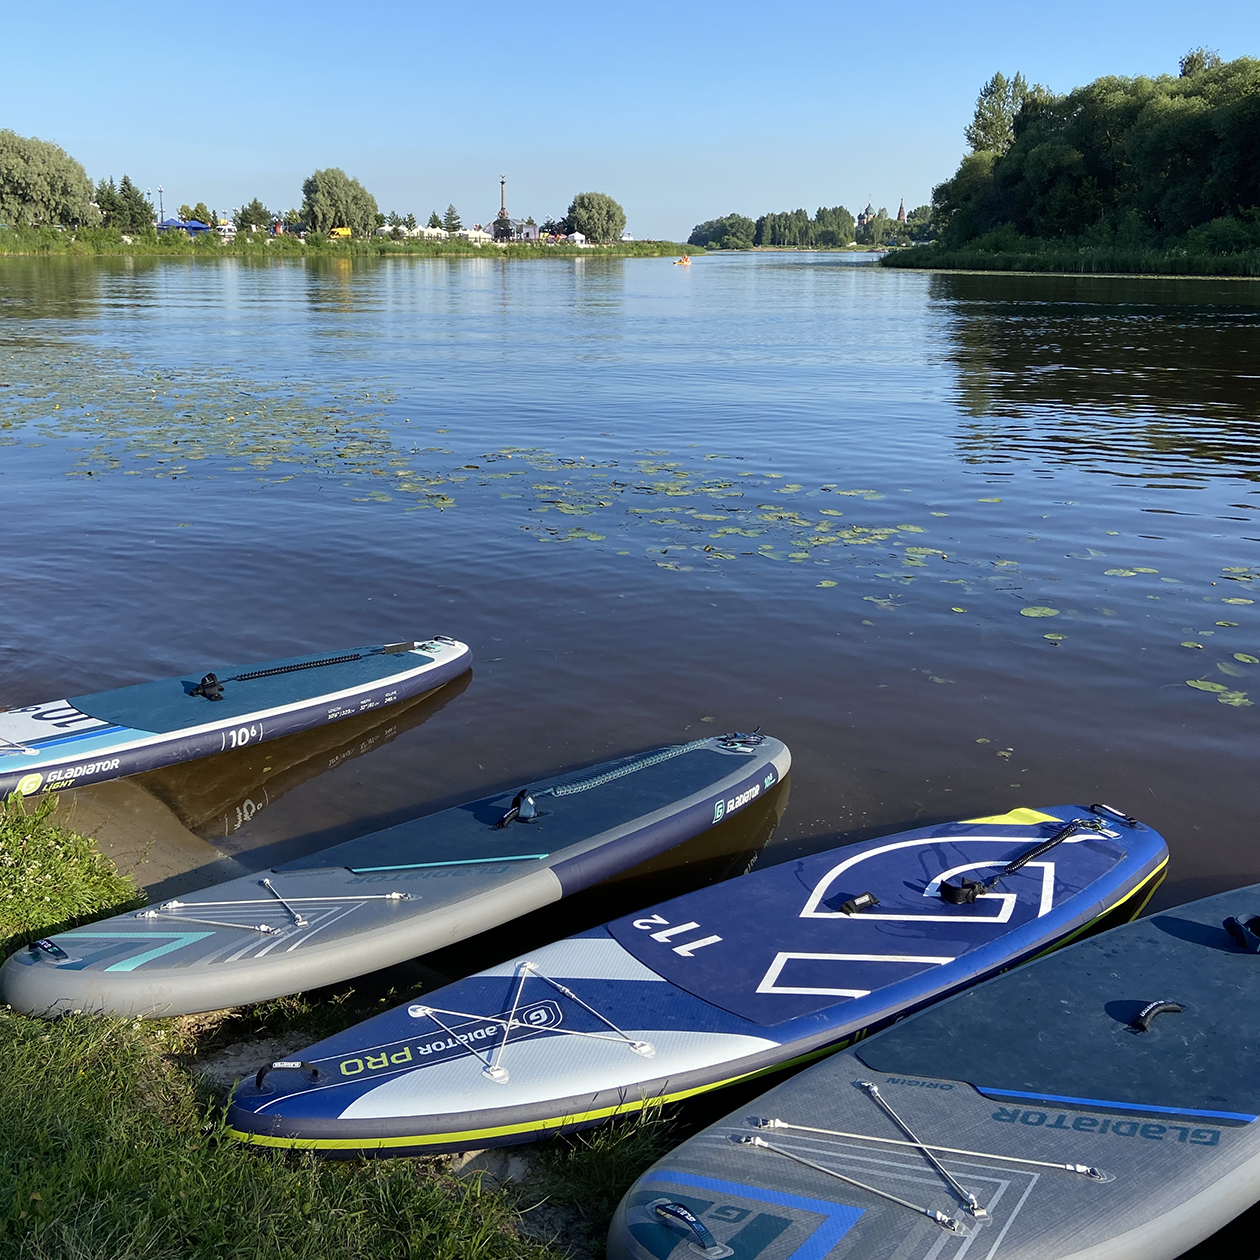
[
  {"x1": 1, "y1": 734, "x2": 789, "y2": 1018},
  {"x1": 223, "y1": 805, "x2": 1167, "y2": 1156},
  {"x1": 0, "y1": 637, "x2": 471, "y2": 797},
  {"x1": 609, "y1": 883, "x2": 1260, "y2": 1260}
]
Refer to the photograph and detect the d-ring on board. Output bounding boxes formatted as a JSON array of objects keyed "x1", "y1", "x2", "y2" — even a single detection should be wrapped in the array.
[{"x1": 800, "y1": 836, "x2": 1091, "y2": 922}]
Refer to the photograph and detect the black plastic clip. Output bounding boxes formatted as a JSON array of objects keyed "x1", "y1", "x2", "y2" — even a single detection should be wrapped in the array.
[
  {"x1": 1090, "y1": 803, "x2": 1137, "y2": 827},
  {"x1": 189, "y1": 673, "x2": 224, "y2": 701},
  {"x1": 495, "y1": 790, "x2": 540, "y2": 829},
  {"x1": 1129, "y1": 1000, "x2": 1184, "y2": 1033},
  {"x1": 939, "y1": 878, "x2": 986, "y2": 906},
  {"x1": 839, "y1": 892, "x2": 881, "y2": 915},
  {"x1": 1225, "y1": 915, "x2": 1260, "y2": 953},
  {"x1": 29, "y1": 938, "x2": 69, "y2": 961},
  {"x1": 254, "y1": 1060, "x2": 321, "y2": 1092}
]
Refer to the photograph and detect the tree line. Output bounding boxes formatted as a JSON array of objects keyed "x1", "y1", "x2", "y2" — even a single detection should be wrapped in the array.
[
  {"x1": 0, "y1": 131, "x2": 630, "y2": 245},
  {"x1": 928, "y1": 50, "x2": 1260, "y2": 256},
  {"x1": 688, "y1": 202, "x2": 931, "y2": 250}
]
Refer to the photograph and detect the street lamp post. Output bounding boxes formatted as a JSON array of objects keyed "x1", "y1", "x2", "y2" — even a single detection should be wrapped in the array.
[{"x1": 158, "y1": 186, "x2": 164, "y2": 225}]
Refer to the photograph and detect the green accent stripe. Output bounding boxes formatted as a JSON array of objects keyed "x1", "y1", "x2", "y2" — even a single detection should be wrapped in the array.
[
  {"x1": 349, "y1": 854, "x2": 548, "y2": 872},
  {"x1": 62, "y1": 931, "x2": 215, "y2": 972}
]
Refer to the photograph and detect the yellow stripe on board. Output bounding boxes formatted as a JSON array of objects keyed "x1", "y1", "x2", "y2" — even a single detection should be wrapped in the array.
[
  {"x1": 225, "y1": 862, "x2": 1167, "y2": 1153},
  {"x1": 959, "y1": 807, "x2": 1062, "y2": 826}
]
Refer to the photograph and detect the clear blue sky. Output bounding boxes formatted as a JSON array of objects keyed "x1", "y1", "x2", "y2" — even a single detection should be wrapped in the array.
[{"x1": 4, "y1": 1, "x2": 1258, "y2": 239}]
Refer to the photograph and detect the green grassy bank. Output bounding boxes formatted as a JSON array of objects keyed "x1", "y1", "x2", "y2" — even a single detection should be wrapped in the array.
[
  {"x1": 0, "y1": 227, "x2": 700, "y2": 261},
  {"x1": 882, "y1": 241, "x2": 1260, "y2": 278},
  {"x1": 0, "y1": 795, "x2": 675, "y2": 1258}
]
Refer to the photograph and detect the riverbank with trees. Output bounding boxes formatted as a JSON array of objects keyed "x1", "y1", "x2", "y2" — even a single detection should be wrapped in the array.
[
  {"x1": 886, "y1": 51, "x2": 1260, "y2": 278},
  {"x1": 689, "y1": 202, "x2": 931, "y2": 251},
  {"x1": 0, "y1": 226, "x2": 696, "y2": 260}
]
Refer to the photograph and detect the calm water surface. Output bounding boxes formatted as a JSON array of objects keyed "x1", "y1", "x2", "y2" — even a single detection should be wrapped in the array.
[{"x1": 3, "y1": 252, "x2": 1259, "y2": 917}]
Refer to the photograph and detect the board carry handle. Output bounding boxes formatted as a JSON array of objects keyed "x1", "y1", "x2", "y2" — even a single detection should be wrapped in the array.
[
  {"x1": 1129, "y1": 1000, "x2": 1185, "y2": 1033},
  {"x1": 648, "y1": 1200, "x2": 734, "y2": 1259},
  {"x1": 254, "y1": 1061, "x2": 322, "y2": 1092},
  {"x1": 1225, "y1": 915, "x2": 1260, "y2": 953}
]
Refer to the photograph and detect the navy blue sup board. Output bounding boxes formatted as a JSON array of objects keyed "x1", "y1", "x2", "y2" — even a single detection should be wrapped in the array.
[
  {"x1": 224, "y1": 804, "x2": 1167, "y2": 1156},
  {"x1": 608, "y1": 879, "x2": 1260, "y2": 1260},
  {"x1": 0, "y1": 637, "x2": 470, "y2": 798},
  {"x1": 2, "y1": 732, "x2": 788, "y2": 1018}
]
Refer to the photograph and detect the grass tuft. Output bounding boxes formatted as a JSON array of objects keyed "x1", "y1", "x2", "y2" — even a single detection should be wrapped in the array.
[
  {"x1": 0, "y1": 792, "x2": 144, "y2": 955},
  {"x1": 0, "y1": 1010, "x2": 557, "y2": 1259}
]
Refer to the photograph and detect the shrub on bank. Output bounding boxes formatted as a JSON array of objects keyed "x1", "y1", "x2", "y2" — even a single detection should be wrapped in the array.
[{"x1": 0, "y1": 792, "x2": 143, "y2": 955}]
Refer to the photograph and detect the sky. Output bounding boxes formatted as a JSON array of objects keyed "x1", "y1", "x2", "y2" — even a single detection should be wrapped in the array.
[{"x1": 4, "y1": 1, "x2": 1259, "y2": 240}]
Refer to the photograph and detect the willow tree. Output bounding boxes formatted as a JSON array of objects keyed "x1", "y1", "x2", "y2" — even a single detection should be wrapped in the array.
[
  {"x1": 301, "y1": 168, "x2": 378, "y2": 236},
  {"x1": 567, "y1": 192, "x2": 626, "y2": 243},
  {"x1": 0, "y1": 130, "x2": 94, "y2": 226}
]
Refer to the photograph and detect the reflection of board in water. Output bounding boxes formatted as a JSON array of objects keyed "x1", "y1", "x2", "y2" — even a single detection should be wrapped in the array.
[{"x1": 134, "y1": 674, "x2": 470, "y2": 842}]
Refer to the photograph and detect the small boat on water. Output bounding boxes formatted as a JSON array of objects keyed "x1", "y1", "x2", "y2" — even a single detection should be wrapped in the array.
[
  {"x1": 674, "y1": 255, "x2": 691, "y2": 266},
  {"x1": 224, "y1": 803, "x2": 1166, "y2": 1156}
]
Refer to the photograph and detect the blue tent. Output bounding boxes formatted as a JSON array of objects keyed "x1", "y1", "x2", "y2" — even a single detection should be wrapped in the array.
[{"x1": 157, "y1": 218, "x2": 212, "y2": 235}]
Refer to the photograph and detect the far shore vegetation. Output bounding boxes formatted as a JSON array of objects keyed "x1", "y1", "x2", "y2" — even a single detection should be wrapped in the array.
[
  {"x1": 884, "y1": 49, "x2": 1260, "y2": 278},
  {"x1": 0, "y1": 130, "x2": 692, "y2": 258},
  {"x1": 0, "y1": 225, "x2": 698, "y2": 260},
  {"x1": 0, "y1": 790, "x2": 681, "y2": 1258}
]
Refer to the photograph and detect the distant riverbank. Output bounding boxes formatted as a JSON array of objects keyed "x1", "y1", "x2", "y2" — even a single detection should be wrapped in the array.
[
  {"x1": 882, "y1": 242, "x2": 1260, "y2": 278},
  {"x1": 0, "y1": 227, "x2": 699, "y2": 260}
]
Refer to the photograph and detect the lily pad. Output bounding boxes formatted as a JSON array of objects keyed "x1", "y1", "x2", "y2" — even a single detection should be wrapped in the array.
[
  {"x1": 1044, "y1": 633, "x2": 1067, "y2": 641},
  {"x1": 1019, "y1": 606, "x2": 1060, "y2": 618},
  {"x1": 817, "y1": 580, "x2": 837, "y2": 588},
  {"x1": 977, "y1": 498, "x2": 1002, "y2": 503},
  {"x1": 1222, "y1": 598, "x2": 1255, "y2": 605},
  {"x1": 1234, "y1": 654, "x2": 1260, "y2": 664},
  {"x1": 951, "y1": 607, "x2": 967, "y2": 613},
  {"x1": 1182, "y1": 642, "x2": 1203, "y2": 649},
  {"x1": 1217, "y1": 621, "x2": 1239, "y2": 627},
  {"x1": 1218, "y1": 662, "x2": 1248, "y2": 678},
  {"x1": 1104, "y1": 569, "x2": 1139, "y2": 577},
  {"x1": 1187, "y1": 680, "x2": 1230, "y2": 693}
]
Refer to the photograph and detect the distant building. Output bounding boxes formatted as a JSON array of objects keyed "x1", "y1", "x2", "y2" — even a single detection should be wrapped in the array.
[
  {"x1": 620, "y1": 231, "x2": 634, "y2": 242},
  {"x1": 897, "y1": 199, "x2": 906, "y2": 224},
  {"x1": 855, "y1": 202, "x2": 876, "y2": 233},
  {"x1": 411, "y1": 225, "x2": 447, "y2": 240},
  {"x1": 490, "y1": 176, "x2": 540, "y2": 242},
  {"x1": 566, "y1": 231, "x2": 587, "y2": 246},
  {"x1": 458, "y1": 227, "x2": 493, "y2": 244}
]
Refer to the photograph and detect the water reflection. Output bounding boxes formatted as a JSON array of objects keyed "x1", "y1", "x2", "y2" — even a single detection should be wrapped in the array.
[
  {"x1": 133, "y1": 674, "x2": 470, "y2": 843},
  {"x1": 932, "y1": 272, "x2": 1260, "y2": 479}
]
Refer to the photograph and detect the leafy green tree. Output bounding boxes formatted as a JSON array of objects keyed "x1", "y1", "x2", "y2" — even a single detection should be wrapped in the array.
[
  {"x1": 178, "y1": 201, "x2": 213, "y2": 225},
  {"x1": 235, "y1": 198, "x2": 272, "y2": 231},
  {"x1": 281, "y1": 208, "x2": 303, "y2": 227},
  {"x1": 0, "y1": 129, "x2": 95, "y2": 226},
  {"x1": 442, "y1": 204, "x2": 462, "y2": 233},
  {"x1": 403, "y1": 212, "x2": 417, "y2": 231},
  {"x1": 905, "y1": 204, "x2": 933, "y2": 242},
  {"x1": 965, "y1": 72, "x2": 1029, "y2": 155},
  {"x1": 386, "y1": 211, "x2": 402, "y2": 228},
  {"x1": 301, "y1": 168, "x2": 379, "y2": 236},
  {"x1": 1180, "y1": 47, "x2": 1222, "y2": 77},
  {"x1": 566, "y1": 192, "x2": 626, "y2": 244},
  {"x1": 95, "y1": 178, "x2": 119, "y2": 226},
  {"x1": 689, "y1": 213, "x2": 756, "y2": 249},
  {"x1": 814, "y1": 205, "x2": 855, "y2": 244},
  {"x1": 427, "y1": 211, "x2": 442, "y2": 229},
  {"x1": 932, "y1": 55, "x2": 1260, "y2": 250}
]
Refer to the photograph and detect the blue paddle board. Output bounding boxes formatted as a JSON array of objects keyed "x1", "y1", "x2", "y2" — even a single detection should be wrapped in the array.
[
  {"x1": 224, "y1": 804, "x2": 1168, "y2": 1155},
  {"x1": 609, "y1": 880, "x2": 1260, "y2": 1260},
  {"x1": 0, "y1": 637, "x2": 470, "y2": 797}
]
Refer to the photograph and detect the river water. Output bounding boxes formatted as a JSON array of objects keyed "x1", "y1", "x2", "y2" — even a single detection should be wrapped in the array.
[{"x1": 3, "y1": 252, "x2": 1259, "y2": 916}]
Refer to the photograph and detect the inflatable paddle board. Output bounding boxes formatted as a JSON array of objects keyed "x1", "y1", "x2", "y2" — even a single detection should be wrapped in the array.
[
  {"x1": 2, "y1": 732, "x2": 788, "y2": 1019},
  {"x1": 607, "y1": 877, "x2": 1260, "y2": 1260},
  {"x1": 224, "y1": 803, "x2": 1167, "y2": 1156},
  {"x1": 0, "y1": 637, "x2": 471, "y2": 799}
]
